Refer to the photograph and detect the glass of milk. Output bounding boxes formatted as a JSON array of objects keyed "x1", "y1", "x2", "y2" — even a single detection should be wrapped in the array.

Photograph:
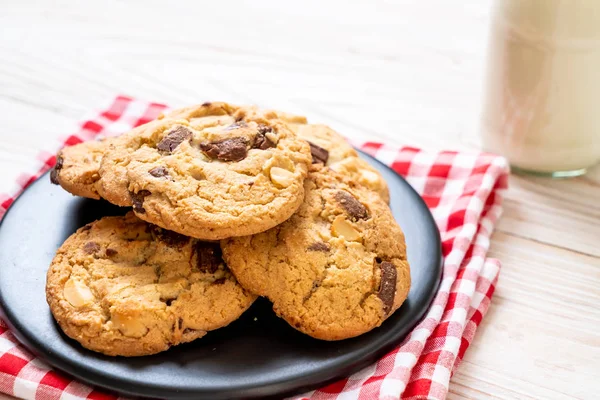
[{"x1": 481, "y1": 0, "x2": 600, "y2": 177}]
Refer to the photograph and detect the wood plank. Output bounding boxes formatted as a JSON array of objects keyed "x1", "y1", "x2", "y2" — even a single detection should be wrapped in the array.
[
  {"x1": 497, "y1": 175, "x2": 600, "y2": 257},
  {"x1": 450, "y1": 231, "x2": 600, "y2": 400}
]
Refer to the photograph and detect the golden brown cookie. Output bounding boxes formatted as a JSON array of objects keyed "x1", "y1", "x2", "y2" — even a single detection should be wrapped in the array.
[
  {"x1": 48, "y1": 106, "x2": 306, "y2": 203},
  {"x1": 221, "y1": 165, "x2": 410, "y2": 340},
  {"x1": 46, "y1": 212, "x2": 256, "y2": 357},
  {"x1": 96, "y1": 102, "x2": 312, "y2": 240},
  {"x1": 50, "y1": 138, "x2": 116, "y2": 199}
]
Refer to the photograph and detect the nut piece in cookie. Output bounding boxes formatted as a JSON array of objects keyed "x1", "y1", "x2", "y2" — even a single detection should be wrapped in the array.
[
  {"x1": 46, "y1": 212, "x2": 256, "y2": 357},
  {"x1": 97, "y1": 102, "x2": 313, "y2": 240},
  {"x1": 222, "y1": 166, "x2": 410, "y2": 341}
]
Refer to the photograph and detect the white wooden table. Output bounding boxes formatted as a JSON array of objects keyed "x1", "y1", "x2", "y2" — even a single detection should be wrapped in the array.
[{"x1": 1, "y1": 1, "x2": 599, "y2": 399}]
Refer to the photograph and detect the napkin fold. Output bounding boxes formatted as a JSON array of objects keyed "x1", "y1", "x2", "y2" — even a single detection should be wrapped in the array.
[{"x1": 0, "y1": 96, "x2": 509, "y2": 400}]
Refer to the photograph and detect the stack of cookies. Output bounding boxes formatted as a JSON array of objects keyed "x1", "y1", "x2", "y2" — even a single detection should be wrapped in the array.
[{"x1": 46, "y1": 102, "x2": 411, "y2": 357}]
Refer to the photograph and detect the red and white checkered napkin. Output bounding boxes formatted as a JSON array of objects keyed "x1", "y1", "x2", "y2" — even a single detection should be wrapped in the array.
[{"x1": 0, "y1": 96, "x2": 509, "y2": 400}]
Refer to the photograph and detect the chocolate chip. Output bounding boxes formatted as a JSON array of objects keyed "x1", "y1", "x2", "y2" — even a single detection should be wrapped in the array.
[
  {"x1": 80, "y1": 225, "x2": 92, "y2": 232},
  {"x1": 149, "y1": 166, "x2": 169, "y2": 178},
  {"x1": 253, "y1": 134, "x2": 276, "y2": 150},
  {"x1": 162, "y1": 232, "x2": 189, "y2": 247},
  {"x1": 200, "y1": 137, "x2": 249, "y2": 162},
  {"x1": 50, "y1": 155, "x2": 64, "y2": 185},
  {"x1": 157, "y1": 126, "x2": 193, "y2": 153},
  {"x1": 130, "y1": 190, "x2": 151, "y2": 213},
  {"x1": 308, "y1": 242, "x2": 330, "y2": 252},
  {"x1": 308, "y1": 141, "x2": 329, "y2": 164},
  {"x1": 335, "y1": 191, "x2": 368, "y2": 220},
  {"x1": 378, "y1": 261, "x2": 397, "y2": 315},
  {"x1": 302, "y1": 279, "x2": 322, "y2": 302},
  {"x1": 83, "y1": 242, "x2": 101, "y2": 254},
  {"x1": 257, "y1": 125, "x2": 272, "y2": 134},
  {"x1": 50, "y1": 171, "x2": 58, "y2": 185},
  {"x1": 193, "y1": 241, "x2": 223, "y2": 273},
  {"x1": 213, "y1": 277, "x2": 226, "y2": 285},
  {"x1": 55, "y1": 155, "x2": 64, "y2": 169},
  {"x1": 253, "y1": 125, "x2": 276, "y2": 150},
  {"x1": 202, "y1": 102, "x2": 212, "y2": 107},
  {"x1": 150, "y1": 225, "x2": 189, "y2": 247},
  {"x1": 106, "y1": 248, "x2": 118, "y2": 257},
  {"x1": 160, "y1": 295, "x2": 178, "y2": 307}
]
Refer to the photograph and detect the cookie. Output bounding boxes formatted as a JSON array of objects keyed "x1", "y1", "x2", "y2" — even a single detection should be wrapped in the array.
[
  {"x1": 46, "y1": 212, "x2": 256, "y2": 356},
  {"x1": 221, "y1": 165, "x2": 410, "y2": 340},
  {"x1": 293, "y1": 124, "x2": 390, "y2": 203},
  {"x1": 97, "y1": 102, "x2": 312, "y2": 240},
  {"x1": 50, "y1": 138, "x2": 115, "y2": 199}
]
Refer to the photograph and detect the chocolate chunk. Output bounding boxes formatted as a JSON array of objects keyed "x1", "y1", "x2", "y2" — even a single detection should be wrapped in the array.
[
  {"x1": 225, "y1": 121, "x2": 247, "y2": 131},
  {"x1": 130, "y1": 190, "x2": 151, "y2": 213},
  {"x1": 160, "y1": 295, "x2": 178, "y2": 307},
  {"x1": 335, "y1": 191, "x2": 368, "y2": 220},
  {"x1": 200, "y1": 137, "x2": 249, "y2": 162},
  {"x1": 253, "y1": 125, "x2": 276, "y2": 150},
  {"x1": 308, "y1": 242, "x2": 330, "y2": 252},
  {"x1": 157, "y1": 126, "x2": 193, "y2": 153},
  {"x1": 202, "y1": 102, "x2": 212, "y2": 107},
  {"x1": 55, "y1": 154, "x2": 64, "y2": 169},
  {"x1": 253, "y1": 134, "x2": 276, "y2": 150},
  {"x1": 193, "y1": 241, "x2": 222, "y2": 273},
  {"x1": 161, "y1": 231, "x2": 189, "y2": 247},
  {"x1": 213, "y1": 277, "x2": 227, "y2": 285},
  {"x1": 257, "y1": 124, "x2": 272, "y2": 134},
  {"x1": 308, "y1": 141, "x2": 329, "y2": 164},
  {"x1": 83, "y1": 242, "x2": 101, "y2": 254},
  {"x1": 378, "y1": 261, "x2": 397, "y2": 315},
  {"x1": 50, "y1": 155, "x2": 64, "y2": 185},
  {"x1": 149, "y1": 166, "x2": 169, "y2": 178},
  {"x1": 150, "y1": 225, "x2": 189, "y2": 247},
  {"x1": 106, "y1": 248, "x2": 118, "y2": 257},
  {"x1": 302, "y1": 278, "x2": 323, "y2": 302}
]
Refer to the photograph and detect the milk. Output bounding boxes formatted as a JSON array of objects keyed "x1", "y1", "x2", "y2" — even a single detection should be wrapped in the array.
[{"x1": 481, "y1": 0, "x2": 600, "y2": 176}]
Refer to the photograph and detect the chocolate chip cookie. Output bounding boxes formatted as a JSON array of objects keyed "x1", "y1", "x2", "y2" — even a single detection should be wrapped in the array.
[
  {"x1": 294, "y1": 124, "x2": 390, "y2": 203},
  {"x1": 221, "y1": 165, "x2": 410, "y2": 340},
  {"x1": 46, "y1": 212, "x2": 256, "y2": 356},
  {"x1": 50, "y1": 138, "x2": 116, "y2": 199},
  {"x1": 97, "y1": 102, "x2": 312, "y2": 240}
]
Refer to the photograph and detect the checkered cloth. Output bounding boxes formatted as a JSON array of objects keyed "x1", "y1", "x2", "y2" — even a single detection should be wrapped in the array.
[{"x1": 0, "y1": 96, "x2": 509, "y2": 400}]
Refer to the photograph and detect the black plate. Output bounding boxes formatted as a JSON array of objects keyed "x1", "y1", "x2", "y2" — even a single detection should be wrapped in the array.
[{"x1": 0, "y1": 151, "x2": 442, "y2": 399}]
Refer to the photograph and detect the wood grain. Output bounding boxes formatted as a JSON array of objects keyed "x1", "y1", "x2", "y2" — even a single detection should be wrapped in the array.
[{"x1": 1, "y1": 0, "x2": 599, "y2": 399}]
